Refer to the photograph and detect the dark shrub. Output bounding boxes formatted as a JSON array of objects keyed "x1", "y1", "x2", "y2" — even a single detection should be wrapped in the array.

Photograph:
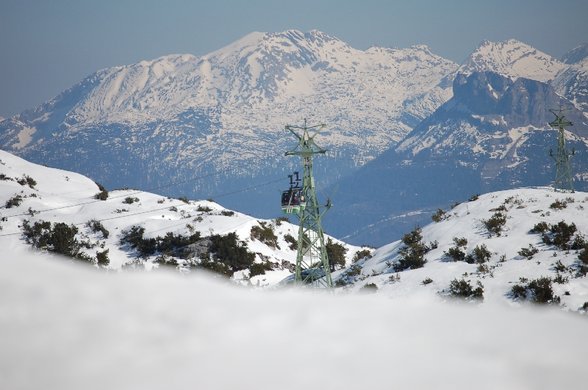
[
  {"x1": 530, "y1": 222, "x2": 548, "y2": 234},
  {"x1": 518, "y1": 245, "x2": 538, "y2": 260},
  {"x1": 96, "y1": 249, "x2": 109, "y2": 266},
  {"x1": 353, "y1": 249, "x2": 373, "y2": 263},
  {"x1": 361, "y1": 283, "x2": 378, "y2": 292},
  {"x1": 510, "y1": 277, "x2": 560, "y2": 304},
  {"x1": 16, "y1": 175, "x2": 37, "y2": 189},
  {"x1": 249, "y1": 262, "x2": 274, "y2": 277},
  {"x1": 250, "y1": 222, "x2": 278, "y2": 248},
  {"x1": 422, "y1": 277, "x2": 433, "y2": 285},
  {"x1": 209, "y1": 232, "x2": 255, "y2": 273},
  {"x1": 431, "y1": 209, "x2": 446, "y2": 222},
  {"x1": 284, "y1": 234, "x2": 297, "y2": 251},
  {"x1": 123, "y1": 197, "x2": 139, "y2": 204},
  {"x1": 445, "y1": 237, "x2": 467, "y2": 262},
  {"x1": 550, "y1": 200, "x2": 567, "y2": 210},
  {"x1": 465, "y1": 244, "x2": 492, "y2": 264},
  {"x1": 447, "y1": 278, "x2": 484, "y2": 300},
  {"x1": 275, "y1": 216, "x2": 289, "y2": 225},
  {"x1": 395, "y1": 227, "x2": 429, "y2": 271},
  {"x1": 87, "y1": 220, "x2": 109, "y2": 239},
  {"x1": 483, "y1": 212, "x2": 507, "y2": 236},
  {"x1": 221, "y1": 210, "x2": 235, "y2": 217},
  {"x1": 5, "y1": 194, "x2": 23, "y2": 208},
  {"x1": 542, "y1": 221, "x2": 577, "y2": 250},
  {"x1": 326, "y1": 238, "x2": 348, "y2": 271},
  {"x1": 22, "y1": 220, "x2": 84, "y2": 259}
]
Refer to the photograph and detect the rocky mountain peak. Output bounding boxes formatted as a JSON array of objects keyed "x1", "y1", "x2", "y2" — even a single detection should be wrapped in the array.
[{"x1": 459, "y1": 39, "x2": 565, "y2": 82}]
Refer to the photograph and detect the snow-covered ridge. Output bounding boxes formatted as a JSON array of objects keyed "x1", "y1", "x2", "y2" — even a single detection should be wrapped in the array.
[
  {"x1": 459, "y1": 39, "x2": 566, "y2": 82},
  {"x1": 337, "y1": 187, "x2": 588, "y2": 312},
  {"x1": 0, "y1": 150, "x2": 364, "y2": 285}
]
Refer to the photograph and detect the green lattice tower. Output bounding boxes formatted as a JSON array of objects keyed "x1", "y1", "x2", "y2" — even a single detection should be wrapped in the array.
[
  {"x1": 548, "y1": 109, "x2": 575, "y2": 192},
  {"x1": 283, "y1": 119, "x2": 332, "y2": 288}
]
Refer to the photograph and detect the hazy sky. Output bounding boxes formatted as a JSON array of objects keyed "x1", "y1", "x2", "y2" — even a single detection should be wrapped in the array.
[{"x1": 1, "y1": 0, "x2": 587, "y2": 117}]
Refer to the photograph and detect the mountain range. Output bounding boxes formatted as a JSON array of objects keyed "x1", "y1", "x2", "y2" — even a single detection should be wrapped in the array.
[
  {"x1": 0, "y1": 30, "x2": 456, "y2": 217},
  {"x1": 324, "y1": 42, "x2": 588, "y2": 245},
  {"x1": 2, "y1": 150, "x2": 587, "y2": 315},
  {"x1": 1, "y1": 31, "x2": 587, "y2": 246}
]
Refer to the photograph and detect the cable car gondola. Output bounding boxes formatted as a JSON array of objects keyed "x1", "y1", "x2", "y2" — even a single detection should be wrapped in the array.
[{"x1": 281, "y1": 172, "x2": 306, "y2": 213}]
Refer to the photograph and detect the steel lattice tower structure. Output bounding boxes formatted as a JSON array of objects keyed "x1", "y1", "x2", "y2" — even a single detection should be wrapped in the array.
[
  {"x1": 549, "y1": 109, "x2": 575, "y2": 192},
  {"x1": 283, "y1": 119, "x2": 332, "y2": 288}
]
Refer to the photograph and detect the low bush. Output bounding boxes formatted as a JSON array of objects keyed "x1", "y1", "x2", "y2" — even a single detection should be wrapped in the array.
[
  {"x1": 542, "y1": 221, "x2": 577, "y2": 250},
  {"x1": 509, "y1": 277, "x2": 560, "y2": 304},
  {"x1": 483, "y1": 212, "x2": 507, "y2": 236},
  {"x1": 395, "y1": 227, "x2": 429, "y2": 271},
  {"x1": 22, "y1": 220, "x2": 90, "y2": 261},
  {"x1": 353, "y1": 249, "x2": 373, "y2": 263},
  {"x1": 445, "y1": 237, "x2": 468, "y2": 262},
  {"x1": 87, "y1": 220, "x2": 109, "y2": 239},
  {"x1": 284, "y1": 234, "x2": 297, "y2": 251},
  {"x1": 120, "y1": 225, "x2": 201, "y2": 258},
  {"x1": 123, "y1": 197, "x2": 139, "y2": 204},
  {"x1": 530, "y1": 222, "x2": 548, "y2": 234},
  {"x1": 5, "y1": 194, "x2": 23, "y2": 208},
  {"x1": 96, "y1": 249, "x2": 110, "y2": 266},
  {"x1": 465, "y1": 244, "x2": 492, "y2": 264},
  {"x1": 250, "y1": 222, "x2": 279, "y2": 249},
  {"x1": 431, "y1": 209, "x2": 446, "y2": 223},
  {"x1": 550, "y1": 199, "x2": 567, "y2": 210},
  {"x1": 447, "y1": 278, "x2": 484, "y2": 300},
  {"x1": 16, "y1": 175, "x2": 37, "y2": 189},
  {"x1": 518, "y1": 244, "x2": 538, "y2": 260},
  {"x1": 274, "y1": 216, "x2": 289, "y2": 226},
  {"x1": 249, "y1": 262, "x2": 274, "y2": 277},
  {"x1": 326, "y1": 238, "x2": 348, "y2": 271},
  {"x1": 94, "y1": 182, "x2": 108, "y2": 200},
  {"x1": 360, "y1": 283, "x2": 378, "y2": 292}
]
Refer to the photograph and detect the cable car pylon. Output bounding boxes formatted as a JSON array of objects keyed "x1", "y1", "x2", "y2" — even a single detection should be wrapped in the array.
[
  {"x1": 548, "y1": 108, "x2": 575, "y2": 192},
  {"x1": 281, "y1": 119, "x2": 332, "y2": 288}
]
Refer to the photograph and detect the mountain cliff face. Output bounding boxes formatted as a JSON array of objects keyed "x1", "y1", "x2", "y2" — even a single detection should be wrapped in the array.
[
  {"x1": 0, "y1": 30, "x2": 457, "y2": 219},
  {"x1": 325, "y1": 71, "x2": 588, "y2": 245}
]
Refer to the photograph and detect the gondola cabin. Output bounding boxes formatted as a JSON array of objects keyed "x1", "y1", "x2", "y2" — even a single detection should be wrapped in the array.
[{"x1": 281, "y1": 188, "x2": 306, "y2": 214}]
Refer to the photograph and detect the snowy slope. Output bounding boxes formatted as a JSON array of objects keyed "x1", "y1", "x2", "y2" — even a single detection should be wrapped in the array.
[
  {"x1": 1, "y1": 249, "x2": 587, "y2": 390},
  {"x1": 0, "y1": 150, "x2": 363, "y2": 285},
  {"x1": 553, "y1": 57, "x2": 588, "y2": 113},
  {"x1": 337, "y1": 187, "x2": 588, "y2": 312},
  {"x1": 459, "y1": 39, "x2": 566, "y2": 82},
  {"x1": 2, "y1": 248, "x2": 587, "y2": 390}
]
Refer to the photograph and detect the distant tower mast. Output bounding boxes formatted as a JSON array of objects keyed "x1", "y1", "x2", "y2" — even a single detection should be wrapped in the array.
[
  {"x1": 549, "y1": 109, "x2": 575, "y2": 192},
  {"x1": 281, "y1": 119, "x2": 332, "y2": 288}
]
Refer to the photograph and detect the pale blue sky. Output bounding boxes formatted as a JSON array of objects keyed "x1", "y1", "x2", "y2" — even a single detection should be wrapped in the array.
[{"x1": 1, "y1": 0, "x2": 587, "y2": 117}]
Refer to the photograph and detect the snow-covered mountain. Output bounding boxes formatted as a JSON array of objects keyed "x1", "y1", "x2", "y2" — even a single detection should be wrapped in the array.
[
  {"x1": 335, "y1": 187, "x2": 588, "y2": 312},
  {"x1": 325, "y1": 70, "x2": 588, "y2": 245},
  {"x1": 0, "y1": 150, "x2": 364, "y2": 286},
  {"x1": 321, "y1": 39, "x2": 588, "y2": 245},
  {"x1": 2, "y1": 151, "x2": 587, "y2": 316},
  {"x1": 0, "y1": 29, "x2": 457, "y2": 220},
  {"x1": 561, "y1": 42, "x2": 588, "y2": 65},
  {"x1": 458, "y1": 39, "x2": 566, "y2": 82},
  {"x1": 553, "y1": 56, "x2": 588, "y2": 113}
]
